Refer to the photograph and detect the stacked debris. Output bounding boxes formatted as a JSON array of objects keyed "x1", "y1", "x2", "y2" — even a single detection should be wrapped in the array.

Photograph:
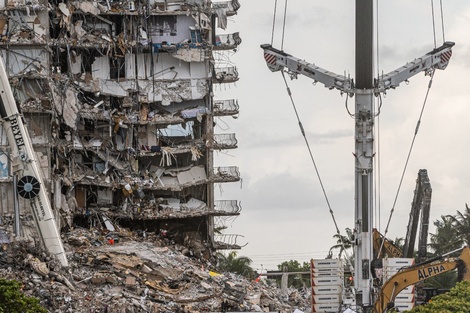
[{"x1": 0, "y1": 228, "x2": 310, "y2": 313}]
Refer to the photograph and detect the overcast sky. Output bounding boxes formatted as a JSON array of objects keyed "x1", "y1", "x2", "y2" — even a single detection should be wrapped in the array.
[{"x1": 212, "y1": 1, "x2": 470, "y2": 272}]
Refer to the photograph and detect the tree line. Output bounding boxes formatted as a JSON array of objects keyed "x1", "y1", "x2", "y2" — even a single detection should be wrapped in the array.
[{"x1": 216, "y1": 204, "x2": 470, "y2": 290}]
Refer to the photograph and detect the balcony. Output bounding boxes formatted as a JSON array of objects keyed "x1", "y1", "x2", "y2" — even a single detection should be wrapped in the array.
[
  {"x1": 213, "y1": 99, "x2": 239, "y2": 116},
  {"x1": 214, "y1": 200, "x2": 241, "y2": 214},
  {"x1": 212, "y1": 0, "x2": 241, "y2": 16},
  {"x1": 213, "y1": 32, "x2": 242, "y2": 51},
  {"x1": 213, "y1": 133, "x2": 237, "y2": 150},
  {"x1": 213, "y1": 166, "x2": 240, "y2": 182},
  {"x1": 213, "y1": 233, "x2": 246, "y2": 250},
  {"x1": 213, "y1": 66, "x2": 239, "y2": 83}
]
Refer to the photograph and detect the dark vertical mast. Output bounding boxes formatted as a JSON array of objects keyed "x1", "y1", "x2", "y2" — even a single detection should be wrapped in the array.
[
  {"x1": 356, "y1": 0, "x2": 374, "y2": 89},
  {"x1": 354, "y1": 0, "x2": 375, "y2": 309}
]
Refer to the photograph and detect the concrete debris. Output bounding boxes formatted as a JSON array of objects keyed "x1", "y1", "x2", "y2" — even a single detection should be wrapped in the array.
[{"x1": 0, "y1": 229, "x2": 310, "y2": 313}]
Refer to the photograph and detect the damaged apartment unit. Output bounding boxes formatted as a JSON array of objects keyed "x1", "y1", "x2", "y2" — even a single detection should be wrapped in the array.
[{"x1": 0, "y1": 0, "x2": 242, "y2": 257}]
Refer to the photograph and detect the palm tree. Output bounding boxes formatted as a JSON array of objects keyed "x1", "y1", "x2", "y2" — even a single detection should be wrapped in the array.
[
  {"x1": 448, "y1": 204, "x2": 470, "y2": 246},
  {"x1": 393, "y1": 237, "x2": 405, "y2": 249},
  {"x1": 424, "y1": 216, "x2": 463, "y2": 290},
  {"x1": 216, "y1": 251, "x2": 254, "y2": 278},
  {"x1": 329, "y1": 228, "x2": 354, "y2": 259},
  {"x1": 428, "y1": 215, "x2": 463, "y2": 256}
]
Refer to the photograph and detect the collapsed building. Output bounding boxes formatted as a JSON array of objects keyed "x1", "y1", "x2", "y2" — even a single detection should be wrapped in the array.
[{"x1": 0, "y1": 0, "x2": 243, "y2": 260}]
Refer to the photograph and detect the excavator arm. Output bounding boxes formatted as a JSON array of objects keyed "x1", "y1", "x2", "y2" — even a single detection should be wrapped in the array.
[
  {"x1": 374, "y1": 247, "x2": 470, "y2": 313},
  {"x1": 373, "y1": 228, "x2": 403, "y2": 259},
  {"x1": 0, "y1": 57, "x2": 68, "y2": 266},
  {"x1": 403, "y1": 169, "x2": 432, "y2": 261}
]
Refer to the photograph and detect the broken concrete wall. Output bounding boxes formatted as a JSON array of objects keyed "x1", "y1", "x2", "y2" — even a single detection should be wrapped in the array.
[
  {"x1": 0, "y1": 0, "x2": 242, "y2": 259},
  {"x1": 0, "y1": 48, "x2": 49, "y2": 76},
  {"x1": 24, "y1": 115, "x2": 50, "y2": 145}
]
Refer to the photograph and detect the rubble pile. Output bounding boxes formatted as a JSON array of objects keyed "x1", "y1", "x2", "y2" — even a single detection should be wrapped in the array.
[{"x1": 0, "y1": 228, "x2": 310, "y2": 313}]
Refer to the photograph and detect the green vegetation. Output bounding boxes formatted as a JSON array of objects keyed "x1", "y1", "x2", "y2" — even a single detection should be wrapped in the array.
[
  {"x1": 404, "y1": 281, "x2": 470, "y2": 313},
  {"x1": 329, "y1": 228, "x2": 354, "y2": 259},
  {"x1": 276, "y1": 260, "x2": 310, "y2": 289},
  {"x1": 216, "y1": 251, "x2": 255, "y2": 279},
  {"x1": 0, "y1": 279, "x2": 47, "y2": 313}
]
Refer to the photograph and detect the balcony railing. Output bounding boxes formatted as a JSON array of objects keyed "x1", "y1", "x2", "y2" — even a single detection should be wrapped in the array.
[
  {"x1": 213, "y1": 99, "x2": 239, "y2": 115},
  {"x1": 213, "y1": 133, "x2": 237, "y2": 149},
  {"x1": 213, "y1": 66, "x2": 239, "y2": 83},
  {"x1": 213, "y1": 166, "x2": 240, "y2": 182},
  {"x1": 214, "y1": 32, "x2": 242, "y2": 50},
  {"x1": 212, "y1": 0, "x2": 241, "y2": 16},
  {"x1": 214, "y1": 200, "x2": 241, "y2": 214},
  {"x1": 214, "y1": 234, "x2": 245, "y2": 249}
]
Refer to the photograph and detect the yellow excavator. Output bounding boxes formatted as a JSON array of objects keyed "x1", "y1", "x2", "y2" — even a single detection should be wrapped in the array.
[
  {"x1": 373, "y1": 229, "x2": 403, "y2": 259},
  {"x1": 373, "y1": 246, "x2": 470, "y2": 313}
]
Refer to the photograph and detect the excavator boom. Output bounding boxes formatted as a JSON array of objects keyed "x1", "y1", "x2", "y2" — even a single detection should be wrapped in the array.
[
  {"x1": 373, "y1": 228, "x2": 403, "y2": 259},
  {"x1": 374, "y1": 247, "x2": 470, "y2": 313}
]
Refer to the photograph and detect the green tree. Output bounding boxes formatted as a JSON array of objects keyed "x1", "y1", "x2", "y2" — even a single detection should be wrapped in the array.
[
  {"x1": 216, "y1": 251, "x2": 254, "y2": 278},
  {"x1": 448, "y1": 204, "x2": 470, "y2": 245},
  {"x1": 404, "y1": 280, "x2": 470, "y2": 313},
  {"x1": 424, "y1": 216, "x2": 463, "y2": 289},
  {"x1": 329, "y1": 228, "x2": 354, "y2": 259},
  {"x1": 276, "y1": 260, "x2": 310, "y2": 289},
  {"x1": 393, "y1": 237, "x2": 405, "y2": 249},
  {"x1": 0, "y1": 279, "x2": 47, "y2": 313},
  {"x1": 429, "y1": 215, "x2": 463, "y2": 256}
]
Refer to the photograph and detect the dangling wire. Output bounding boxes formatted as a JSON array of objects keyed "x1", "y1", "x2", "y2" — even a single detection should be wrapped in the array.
[
  {"x1": 281, "y1": 0, "x2": 288, "y2": 51},
  {"x1": 439, "y1": 0, "x2": 446, "y2": 43},
  {"x1": 431, "y1": 0, "x2": 437, "y2": 48},
  {"x1": 382, "y1": 69, "x2": 436, "y2": 239},
  {"x1": 375, "y1": 0, "x2": 381, "y2": 81},
  {"x1": 375, "y1": 0, "x2": 382, "y2": 231},
  {"x1": 271, "y1": 0, "x2": 278, "y2": 46},
  {"x1": 280, "y1": 70, "x2": 354, "y2": 272}
]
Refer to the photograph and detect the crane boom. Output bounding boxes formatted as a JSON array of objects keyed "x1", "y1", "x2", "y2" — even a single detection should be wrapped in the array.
[
  {"x1": 261, "y1": 44, "x2": 353, "y2": 93},
  {"x1": 261, "y1": 41, "x2": 454, "y2": 95},
  {"x1": 377, "y1": 42, "x2": 454, "y2": 92},
  {"x1": 0, "y1": 57, "x2": 68, "y2": 266}
]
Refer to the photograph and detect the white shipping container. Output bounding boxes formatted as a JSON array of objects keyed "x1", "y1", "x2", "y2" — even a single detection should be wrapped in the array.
[
  {"x1": 311, "y1": 259, "x2": 343, "y2": 268},
  {"x1": 401, "y1": 285, "x2": 415, "y2": 294},
  {"x1": 382, "y1": 258, "x2": 414, "y2": 267},
  {"x1": 394, "y1": 302, "x2": 415, "y2": 311},
  {"x1": 311, "y1": 267, "x2": 344, "y2": 274},
  {"x1": 313, "y1": 303, "x2": 340, "y2": 312},
  {"x1": 311, "y1": 277, "x2": 343, "y2": 285},
  {"x1": 311, "y1": 271, "x2": 345, "y2": 277},
  {"x1": 312, "y1": 294, "x2": 341, "y2": 303},
  {"x1": 394, "y1": 293, "x2": 415, "y2": 303},
  {"x1": 311, "y1": 285, "x2": 343, "y2": 295}
]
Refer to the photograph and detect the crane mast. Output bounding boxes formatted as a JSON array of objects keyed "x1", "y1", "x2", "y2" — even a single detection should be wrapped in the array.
[
  {"x1": 261, "y1": 1, "x2": 454, "y2": 310},
  {"x1": 0, "y1": 57, "x2": 68, "y2": 266}
]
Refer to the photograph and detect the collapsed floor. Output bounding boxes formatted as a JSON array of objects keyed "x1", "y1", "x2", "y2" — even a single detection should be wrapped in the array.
[{"x1": 0, "y1": 226, "x2": 311, "y2": 313}]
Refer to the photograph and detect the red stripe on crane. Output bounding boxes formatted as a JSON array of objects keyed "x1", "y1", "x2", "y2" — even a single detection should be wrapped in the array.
[
  {"x1": 440, "y1": 50, "x2": 452, "y2": 63},
  {"x1": 264, "y1": 53, "x2": 277, "y2": 65}
]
